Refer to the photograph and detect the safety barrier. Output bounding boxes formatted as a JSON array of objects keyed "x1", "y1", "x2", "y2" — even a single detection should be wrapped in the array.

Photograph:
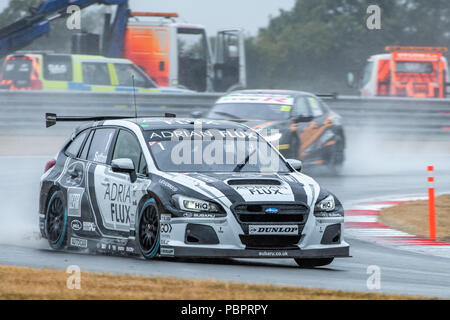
[{"x1": 0, "y1": 90, "x2": 449, "y2": 138}]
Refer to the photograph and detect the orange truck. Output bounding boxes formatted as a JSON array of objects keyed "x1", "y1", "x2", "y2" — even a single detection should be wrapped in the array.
[
  {"x1": 123, "y1": 12, "x2": 246, "y2": 92},
  {"x1": 355, "y1": 46, "x2": 449, "y2": 98}
]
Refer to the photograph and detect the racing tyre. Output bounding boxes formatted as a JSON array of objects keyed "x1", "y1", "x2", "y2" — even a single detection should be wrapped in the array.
[
  {"x1": 137, "y1": 198, "x2": 160, "y2": 259},
  {"x1": 294, "y1": 258, "x2": 334, "y2": 268},
  {"x1": 44, "y1": 190, "x2": 68, "y2": 250},
  {"x1": 327, "y1": 135, "x2": 344, "y2": 176}
]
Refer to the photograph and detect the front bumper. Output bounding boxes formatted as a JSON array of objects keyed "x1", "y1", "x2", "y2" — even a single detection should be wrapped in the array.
[
  {"x1": 161, "y1": 243, "x2": 350, "y2": 259},
  {"x1": 160, "y1": 204, "x2": 349, "y2": 259}
]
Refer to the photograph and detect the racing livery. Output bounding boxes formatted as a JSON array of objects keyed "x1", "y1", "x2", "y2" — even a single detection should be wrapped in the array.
[
  {"x1": 39, "y1": 115, "x2": 349, "y2": 267},
  {"x1": 206, "y1": 90, "x2": 346, "y2": 174}
]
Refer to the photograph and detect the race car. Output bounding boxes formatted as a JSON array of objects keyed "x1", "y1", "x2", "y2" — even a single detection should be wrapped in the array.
[
  {"x1": 205, "y1": 90, "x2": 346, "y2": 174},
  {"x1": 39, "y1": 113, "x2": 349, "y2": 268}
]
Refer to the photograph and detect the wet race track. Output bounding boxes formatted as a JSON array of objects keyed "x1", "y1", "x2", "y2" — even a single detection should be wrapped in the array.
[{"x1": 0, "y1": 133, "x2": 449, "y2": 298}]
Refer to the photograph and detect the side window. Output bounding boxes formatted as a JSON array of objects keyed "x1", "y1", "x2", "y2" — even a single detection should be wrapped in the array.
[
  {"x1": 138, "y1": 152, "x2": 148, "y2": 175},
  {"x1": 292, "y1": 97, "x2": 311, "y2": 118},
  {"x1": 87, "y1": 128, "x2": 116, "y2": 164},
  {"x1": 79, "y1": 130, "x2": 94, "y2": 160},
  {"x1": 361, "y1": 61, "x2": 373, "y2": 88},
  {"x1": 66, "y1": 130, "x2": 88, "y2": 158},
  {"x1": 43, "y1": 55, "x2": 73, "y2": 81},
  {"x1": 81, "y1": 62, "x2": 111, "y2": 85},
  {"x1": 307, "y1": 96, "x2": 324, "y2": 117},
  {"x1": 114, "y1": 63, "x2": 154, "y2": 88},
  {"x1": 112, "y1": 130, "x2": 145, "y2": 173}
]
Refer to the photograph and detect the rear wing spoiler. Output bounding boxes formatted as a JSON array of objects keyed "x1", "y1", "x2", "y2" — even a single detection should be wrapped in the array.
[
  {"x1": 315, "y1": 93, "x2": 338, "y2": 100},
  {"x1": 45, "y1": 112, "x2": 176, "y2": 128}
]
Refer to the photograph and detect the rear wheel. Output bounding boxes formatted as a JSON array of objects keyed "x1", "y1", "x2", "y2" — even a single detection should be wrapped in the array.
[
  {"x1": 45, "y1": 190, "x2": 68, "y2": 250},
  {"x1": 294, "y1": 258, "x2": 334, "y2": 268},
  {"x1": 137, "y1": 199, "x2": 160, "y2": 259}
]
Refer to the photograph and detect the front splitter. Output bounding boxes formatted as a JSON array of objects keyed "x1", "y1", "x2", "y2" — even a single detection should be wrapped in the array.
[{"x1": 160, "y1": 244, "x2": 350, "y2": 259}]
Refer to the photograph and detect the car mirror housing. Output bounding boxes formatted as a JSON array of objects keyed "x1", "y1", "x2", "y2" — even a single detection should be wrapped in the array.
[
  {"x1": 111, "y1": 158, "x2": 137, "y2": 183},
  {"x1": 191, "y1": 111, "x2": 203, "y2": 118},
  {"x1": 286, "y1": 159, "x2": 302, "y2": 172},
  {"x1": 347, "y1": 71, "x2": 355, "y2": 88}
]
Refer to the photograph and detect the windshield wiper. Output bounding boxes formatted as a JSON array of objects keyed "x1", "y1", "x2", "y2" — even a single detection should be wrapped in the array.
[{"x1": 233, "y1": 148, "x2": 257, "y2": 172}]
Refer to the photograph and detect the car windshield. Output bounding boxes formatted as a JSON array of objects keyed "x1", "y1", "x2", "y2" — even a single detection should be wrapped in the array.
[
  {"x1": 1, "y1": 59, "x2": 32, "y2": 80},
  {"x1": 208, "y1": 103, "x2": 291, "y2": 120},
  {"x1": 144, "y1": 128, "x2": 290, "y2": 173}
]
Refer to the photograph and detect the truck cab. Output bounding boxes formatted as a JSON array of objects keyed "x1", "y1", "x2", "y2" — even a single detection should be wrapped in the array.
[
  {"x1": 124, "y1": 12, "x2": 246, "y2": 92},
  {"x1": 358, "y1": 46, "x2": 449, "y2": 98}
]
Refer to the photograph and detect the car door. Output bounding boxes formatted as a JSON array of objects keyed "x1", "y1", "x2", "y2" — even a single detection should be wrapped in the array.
[
  {"x1": 213, "y1": 29, "x2": 246, "y2": 92},
  {"x1": 288, "y1": 96, "x2": 313, "y2": 159},
  {"x1": 92, "y1": 128, "x2": 149, "y2": 235},
  {"x1": 80, "y1": 61, "x2": 115, "y2": 91},
  {"x1": 82, "y1": 127, "x2": 123, "y2": 235},
  {"x1": 296, "y1": 96, "x2": 334, "y2": 160},
  {"x1": 62, "y1": 129, "x2": 91, "y2": 222},
  {"x1": 112, "y1": 63, "x2": 157, "y2": 92}
]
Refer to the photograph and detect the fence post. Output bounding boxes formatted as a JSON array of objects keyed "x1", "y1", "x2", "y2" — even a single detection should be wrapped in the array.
[{"x1": 427, "y1": 166, "x2": 436, "y2": 240}]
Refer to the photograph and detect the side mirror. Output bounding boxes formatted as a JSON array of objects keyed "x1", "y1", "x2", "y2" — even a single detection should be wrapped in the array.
[
  {"x1": 292, "y1": 115, "x2": 313, "y2": 123},
  {"x1": 286, "y1": 159, "x2": 302, "y2": 172},
  {"x1": 347, "y1": 72, "x2": 355, "y2": 88},
  {"x1": 111, "y1": 158, "x2": 137, "y2": 183},
  {"x1": 191, "y1": 111, "x2": 203, "y2": 118}
]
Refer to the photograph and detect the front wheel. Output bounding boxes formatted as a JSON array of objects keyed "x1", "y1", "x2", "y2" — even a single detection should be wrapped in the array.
[
  {"x1": 45, "y1": 190, "x2": 68, "y2": 250},
  {"x1": 327, "y1": 135, "x2": 345, "y2": 175},
  {"x1": 137, "y1": 199, "x2": 160, "y2": 259},
  {"x1": 294, "y1": 258, "x2": 334, "y2": 268}
]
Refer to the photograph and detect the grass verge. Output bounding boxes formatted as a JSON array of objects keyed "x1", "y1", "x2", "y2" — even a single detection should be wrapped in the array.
[
  {"x1": 0, "y1": 265, "x2": 428, "y2": 300},
  {"x1": 379, "y1": 195, "x2": 450, "y2": 242}
]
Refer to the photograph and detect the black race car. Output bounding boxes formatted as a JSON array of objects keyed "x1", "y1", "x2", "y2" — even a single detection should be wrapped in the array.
[{"x1": 206, "y1": 90, "x2": 345, "y2": 174}]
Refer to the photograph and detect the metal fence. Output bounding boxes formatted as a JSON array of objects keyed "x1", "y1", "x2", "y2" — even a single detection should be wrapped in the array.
[{"x1": 0, "y1": 90, "x2": 449, "y2": 139}]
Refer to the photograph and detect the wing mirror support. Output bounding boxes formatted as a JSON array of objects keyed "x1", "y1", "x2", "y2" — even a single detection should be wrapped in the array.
[
  {"x1": 292, "y1": 115, "x2": 313, "y2": 123},
  {"x1": 286, "y1": 159, "x2": 303, "y2": 172},
  {"x1": 347, "y1": 72, "x2": 356, "y2": 88},
  {"x1": 111, "y1": 158, "x2": 137, "y2": 183}
]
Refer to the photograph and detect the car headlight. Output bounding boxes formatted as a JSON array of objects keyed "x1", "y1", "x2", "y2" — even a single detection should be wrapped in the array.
[
  {"x1": 315, "y1": 195, "x2": 335, "y2": 211},
  {"x1": 314, "y1": 194, "x2": 343, "y2": 217},
  {"x1": 172, "y1": 195, "x2": 220, "y2": 213}
]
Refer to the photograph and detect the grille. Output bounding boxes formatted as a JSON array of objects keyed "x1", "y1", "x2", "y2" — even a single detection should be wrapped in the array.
[
  {"x1": 233, "y1": 203, "x2": 308, "y2": 223},
  {"x1": 232, "y1": 202, "x2": 309, "y2": 248},
  {"x1": 239, "y1": 235, "x2": 302, "y2": 248}
]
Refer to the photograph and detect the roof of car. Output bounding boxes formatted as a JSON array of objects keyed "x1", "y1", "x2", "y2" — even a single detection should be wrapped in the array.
[
  {"x1": 105, "y1": 118, "x2": 249, "y2": 131},
  {"x1": 230, "y1": 89, "x2": 313, "y2": 96},
  {"x1": 7, "y1": 53, "x2": 134, "y2": 64}
]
